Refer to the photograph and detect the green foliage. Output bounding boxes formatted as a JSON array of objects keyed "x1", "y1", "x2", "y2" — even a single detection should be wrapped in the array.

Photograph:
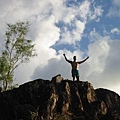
[
  {"x1": 0, "y1": 21, "x2": 36, "y2": 91},
  {"x1": 30, "y1": 111, "x2": 39, "y2": 120},
  {"x1": 7, "y1": 83, "x2": 19, "y2": 90}
]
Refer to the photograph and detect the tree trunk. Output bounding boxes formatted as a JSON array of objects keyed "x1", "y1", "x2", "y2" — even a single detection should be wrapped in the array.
[{"x1": 3, "y1": 79, "x2": 8, "y2": 91}]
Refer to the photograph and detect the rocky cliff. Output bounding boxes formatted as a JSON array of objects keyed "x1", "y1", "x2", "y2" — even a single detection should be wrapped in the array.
[{"x1": 0, "y1": 75, "x2": 120, "y2": 120}]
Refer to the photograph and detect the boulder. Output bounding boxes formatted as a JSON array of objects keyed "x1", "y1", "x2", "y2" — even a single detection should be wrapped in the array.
[{"x1": 0, "y1": 76, "x2": 120, "y2": 120}]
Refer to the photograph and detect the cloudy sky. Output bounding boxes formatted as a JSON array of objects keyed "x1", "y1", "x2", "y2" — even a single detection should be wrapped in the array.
[{"x1": 0, "y1": 0, "x2": 120, "y2": 94}]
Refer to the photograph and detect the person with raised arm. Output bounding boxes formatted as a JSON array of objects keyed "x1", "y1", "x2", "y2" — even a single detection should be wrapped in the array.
[{"x1": 63, "y1": 54, "x2": 89, "y2": 81}]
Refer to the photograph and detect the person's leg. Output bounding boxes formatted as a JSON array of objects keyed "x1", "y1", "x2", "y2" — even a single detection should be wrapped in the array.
[
  {"x1": 76, "y1": 70, "x2": 80, "y2": 81},
  {"x1": 77, "y1": 76, "x2": 79, "y2": 81},
  {"x1": 72, "y1": 69, "x2": 75, "y2": 81},
  {"x1": 73, "y1": 76, "x2": 75, "y2": 81}
]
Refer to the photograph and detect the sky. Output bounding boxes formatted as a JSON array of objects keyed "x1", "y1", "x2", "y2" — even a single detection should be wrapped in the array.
[{"x1": 0, "y1": 0, "x2": 120, "y2": 95}]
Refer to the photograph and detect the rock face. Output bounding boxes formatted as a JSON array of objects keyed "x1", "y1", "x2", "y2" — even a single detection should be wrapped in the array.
[{"x1": 0, "y1": 76, "x2": 120, "y2": 120}]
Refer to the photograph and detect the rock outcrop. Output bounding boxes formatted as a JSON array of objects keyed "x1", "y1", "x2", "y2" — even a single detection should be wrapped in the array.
[{"x1": 0, "y1": 75, "x2": 120, "y2": 120}]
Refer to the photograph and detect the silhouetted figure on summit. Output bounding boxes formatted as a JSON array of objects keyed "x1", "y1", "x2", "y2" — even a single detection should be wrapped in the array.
[{"x1": 63, "y1": 54, "x2": 89, "y2": 81}]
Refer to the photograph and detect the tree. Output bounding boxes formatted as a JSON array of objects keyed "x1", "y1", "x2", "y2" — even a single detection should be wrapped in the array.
[{"x1": 0, "y1": 21, "x2": 36, "y2": 91}]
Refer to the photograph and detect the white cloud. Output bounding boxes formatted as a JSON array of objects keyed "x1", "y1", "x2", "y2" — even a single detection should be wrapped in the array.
[
  {"x1": 111, "y1": 28, "x2": 120, "y2": 34},
  {"x1": 31, "y1": 57, "x2": 70, "y2": 80},
  {"x1": 89, "y1": 28, "x2": 102, "y2": 42},
  {"x1": 35, "y1": 15, "x2": 60, "y2": 47},
  {"x1": 78, "y1": 1, "x2": 103, "y2": 22},
  {"x1": 48, "y1": 0, "x2": 66, "y2": 23},
  {"x1": 59, "y1": 20, "x2": 85, "y2": 45},
  {"x1": 62, "y1": 7, "x2": 77, "y2": 24},
  {"x1": 91, "y1": 6, "x2": 103, "y2": 20},
  {"x1": 86, "y1": 38, "x2": 120, "y2": 95},
  {"x1": 87, "y1": 38, "x2": 110, "y2": 75},
  {"x1": 107, "y1": 0, "x2": 120, "y2": 17},
  {"x1": 78, "y1": 0, "x2": 91, "y2": 22},
  {"x1": 75, "y1": 20, "x2": 85, "y2": 34},
  {"x1": 55, "y1": 0, "x2": 103, "y2": 45}
]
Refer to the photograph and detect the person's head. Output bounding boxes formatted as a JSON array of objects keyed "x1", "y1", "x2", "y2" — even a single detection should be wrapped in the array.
[{"x1": 73, "y1": 56, "x2": 76, "y2": 61}]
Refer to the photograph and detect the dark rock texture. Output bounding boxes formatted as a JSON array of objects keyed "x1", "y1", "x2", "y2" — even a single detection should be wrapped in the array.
[{"x1": 0, "y1": 76, "x2": 120, "y2": 120}]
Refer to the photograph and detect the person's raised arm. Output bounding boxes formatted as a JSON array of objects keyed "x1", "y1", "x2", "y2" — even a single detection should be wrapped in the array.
[
  {"x1": 63, "y1": 54, "x2": 72, "y2": 63},
  {"x1": 78, "y1": 56, "x2": 89, "y2": 64}
]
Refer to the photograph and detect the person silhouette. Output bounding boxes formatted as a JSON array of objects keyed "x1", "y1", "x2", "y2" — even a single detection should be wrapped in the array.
[{"x1": 63, "y1": 54, "x2": 89, "y2": 81}]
